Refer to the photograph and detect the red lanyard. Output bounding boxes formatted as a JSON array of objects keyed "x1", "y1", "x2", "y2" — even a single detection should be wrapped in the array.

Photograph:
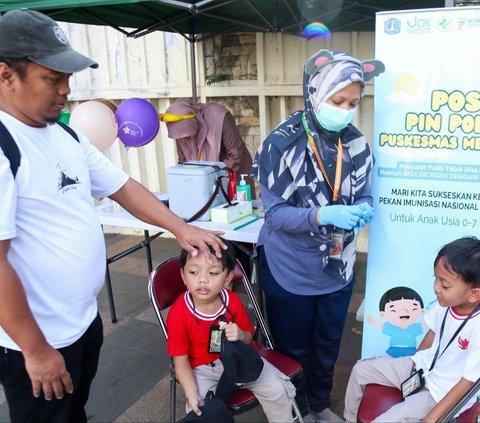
[{"x1": 302, "y1": 113, "x2": 343, "y2": 203}]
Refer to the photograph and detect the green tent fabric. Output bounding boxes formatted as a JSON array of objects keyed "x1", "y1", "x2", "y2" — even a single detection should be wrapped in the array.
[
  {"x1": 0, "y1": 0, "x2": 446, "y2": 39},
  {"x1": 0, "y1": 0, "x2": 446, "y2": 100}
]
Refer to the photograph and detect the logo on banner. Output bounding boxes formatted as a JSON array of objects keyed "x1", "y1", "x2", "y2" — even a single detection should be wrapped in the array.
[
  {"x1": 437, "y1": 16, "x2": 452, "y2": 32},
  {"x1": 407, "y1": 16, "x2": 431, "y2": 34},
  {"x1": 457, "y1": 16, "x2": 480, "y2": 29},
  {"x1": 385, "y1": 18, "x2": 401, "y2": 35}
]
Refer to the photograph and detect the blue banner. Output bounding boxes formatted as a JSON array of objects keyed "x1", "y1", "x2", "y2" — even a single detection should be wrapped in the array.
[{"x1": 363, "y1": 7, "x2": 480, "y2": 358}]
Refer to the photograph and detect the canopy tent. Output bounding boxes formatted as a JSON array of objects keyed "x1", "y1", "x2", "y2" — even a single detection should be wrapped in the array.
[
  {"x1": 0, "y1": 0, "x2": 446, "y2": 99},
  {"x1": 0, "y1": 0, "x2": 447, "y2": 36}
]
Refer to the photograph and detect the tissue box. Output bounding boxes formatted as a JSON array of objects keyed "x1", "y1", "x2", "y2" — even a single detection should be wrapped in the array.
[
  {"x1": 210, "y1": 202, "x2": 253, "y2": 224},
  {"x1": 167, "y1": 161, "x2": 227, "y2": 221}
]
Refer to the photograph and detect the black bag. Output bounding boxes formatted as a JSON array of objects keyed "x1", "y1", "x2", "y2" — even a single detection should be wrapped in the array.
[
  {"x1": 177, "y1": 391, "x2": 234, "y2": 423},
  {"x1": 215, "y1": 340, "x2": 264, "y2": 403}
]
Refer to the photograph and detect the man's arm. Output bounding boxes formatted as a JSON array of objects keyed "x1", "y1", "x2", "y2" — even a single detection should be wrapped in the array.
[
  {"x1": 422, "y1": 377, "x2": 473, "y2": 422},
  {"x1": 0, "y1": 240, "x2": 73, "y2": 400},
  {"x1": 172, "y1": 355, "x2": 204, "y2": 416},
  {"x1": 109, "y1": 178, "x2": 226, "y2": 258}
]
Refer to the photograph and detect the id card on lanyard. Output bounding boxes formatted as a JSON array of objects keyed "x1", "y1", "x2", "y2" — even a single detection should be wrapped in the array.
[{"x1": 302, "y1": 113, "x2": 345, "y2": 260}]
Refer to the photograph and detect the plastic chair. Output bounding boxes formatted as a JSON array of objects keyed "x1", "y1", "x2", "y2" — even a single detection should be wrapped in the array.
[
  {"x1": 357, "y1": 384, "x2": 480, "y2": 423},
  {"x1": 148, "y1": 255, "x2": 304, "y2": 422}
]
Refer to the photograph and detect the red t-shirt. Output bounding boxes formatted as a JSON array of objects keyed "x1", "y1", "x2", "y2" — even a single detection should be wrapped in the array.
[{"x1": 167, "y1": 288, "x2": 254, "y2": 368}]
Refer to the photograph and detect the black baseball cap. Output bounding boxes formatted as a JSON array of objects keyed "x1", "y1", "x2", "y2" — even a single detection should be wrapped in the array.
[{"x1": 0, "y1": 8, "x2": 98, "y2": 73}]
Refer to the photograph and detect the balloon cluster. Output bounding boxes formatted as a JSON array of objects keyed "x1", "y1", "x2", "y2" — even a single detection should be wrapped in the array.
[{"x1": 67, "y1": 98, "x2": 160, "y2": 151}]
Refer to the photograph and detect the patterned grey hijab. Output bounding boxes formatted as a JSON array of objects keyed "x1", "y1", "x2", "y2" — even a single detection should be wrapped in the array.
[
  {"x1": 252, "y1": 50, "x2": 384, "y2": 284},
  {"x1": 307, "y1": 55, "x2": 364, "y2": 118}
]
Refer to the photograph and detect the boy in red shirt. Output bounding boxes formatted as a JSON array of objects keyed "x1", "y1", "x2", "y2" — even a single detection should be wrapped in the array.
[{"x1": 167, "y1": 241, "x2": 296, "y2": 422}]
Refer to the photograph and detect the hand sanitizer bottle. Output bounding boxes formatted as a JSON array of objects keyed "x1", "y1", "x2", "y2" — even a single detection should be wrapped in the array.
[{"x1": 236, "y1": 174, "x2": 251, "y2": 201}]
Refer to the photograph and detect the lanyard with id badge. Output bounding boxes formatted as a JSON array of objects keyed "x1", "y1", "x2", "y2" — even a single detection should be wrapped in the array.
[
  {"x1": 188, "y1": 292, "x2": 232, "y2": 354},
  {"x1": 208, "y1": 315, "x2": 228, "y2": 354},
  {"x1": 400, "y1": 304, "x2": 480, "y2": 399},
  {"x1": 302, "y1": 113, "x2": 345, "y2": 260}
]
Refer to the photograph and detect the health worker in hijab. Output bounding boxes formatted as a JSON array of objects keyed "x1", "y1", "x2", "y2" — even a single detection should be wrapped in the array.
[
  {"x1": 252, "y1": 49, "x2": 385, "y2": 421},
  {"x1": 159, "y1": 99, "x2": 254, "y2": 194}
]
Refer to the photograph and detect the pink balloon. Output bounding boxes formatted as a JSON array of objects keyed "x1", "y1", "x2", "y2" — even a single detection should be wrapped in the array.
[
  {"x1": 115, "y1": 98, "x2": 160, "y2": 148},
  {"x1": 70, "y1": 101, "x2": 118, "y2": 151}
]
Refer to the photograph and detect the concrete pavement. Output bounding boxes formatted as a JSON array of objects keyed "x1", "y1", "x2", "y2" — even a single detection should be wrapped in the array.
[{"x1": 0, "y1": 233, "x2": 366, "y2": 422}]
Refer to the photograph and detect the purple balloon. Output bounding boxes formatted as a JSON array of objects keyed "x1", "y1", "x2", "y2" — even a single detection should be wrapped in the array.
[{"x1": 115, "y1": 98, "x2": 160, "y2": 147}]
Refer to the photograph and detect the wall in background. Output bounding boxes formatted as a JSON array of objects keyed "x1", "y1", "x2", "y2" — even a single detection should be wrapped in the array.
[{"x1": 63, "y1": 23, "x2": 376, "y2": 250}]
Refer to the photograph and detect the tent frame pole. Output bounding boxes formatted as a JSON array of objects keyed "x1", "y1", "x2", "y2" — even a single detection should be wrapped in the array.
[{"x1": 189, "y1": 36, "x2": 197, "y2": 102}]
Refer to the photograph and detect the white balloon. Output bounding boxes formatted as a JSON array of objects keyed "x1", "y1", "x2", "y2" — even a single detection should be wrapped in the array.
[{"x1": 70, "y1": 101, "x2": 118, "y2": 151}]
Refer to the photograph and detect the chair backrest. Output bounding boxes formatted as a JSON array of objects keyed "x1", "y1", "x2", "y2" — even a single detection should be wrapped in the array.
[
  {"x1": 147, "y1": 254, "x2": 247, "y2": 341},
  {"x1": 149, "y1": 256, "x2": 185, "y2": 311}
]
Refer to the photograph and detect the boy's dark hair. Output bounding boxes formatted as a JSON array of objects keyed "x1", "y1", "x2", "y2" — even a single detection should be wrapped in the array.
[
  {"x1": 0, "y1": 58, "x2": 31, "y2": 80},
  {"x1": 379, "y1": 286, "x2": 424, "y2": 311},
  {"x1": 180, "y1": 238, "x2": 236, "y2": 273},
  {"x1": 434, "y1": 236, "x2": 480, "y2": 287}
]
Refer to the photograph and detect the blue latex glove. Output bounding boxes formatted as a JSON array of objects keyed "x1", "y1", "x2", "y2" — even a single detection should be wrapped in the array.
[
  {"x1": 352, "y1": 203, "x2": 375, "y2": 234},
  {"x1": 357, "y1": 202, "x2": 374, "y2": 226},
  {"x1": 318, "y1": 205, "x2": 364, "y2": 230}
]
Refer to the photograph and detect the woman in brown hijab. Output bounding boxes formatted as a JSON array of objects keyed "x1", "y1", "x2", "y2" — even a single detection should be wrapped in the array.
[{"x1": 160, "y1": 99, "x2": 254, "y2": 195}]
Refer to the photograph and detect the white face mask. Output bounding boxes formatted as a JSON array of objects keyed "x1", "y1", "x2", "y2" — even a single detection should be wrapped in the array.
[{"x1": 315, "y1": 102, "x2": 357, "y2": 132}]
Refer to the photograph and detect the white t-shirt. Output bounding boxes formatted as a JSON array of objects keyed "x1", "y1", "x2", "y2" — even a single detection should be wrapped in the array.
[
  {"x1": 412, "y1": 303, "x2": 480, "y2": 413},
  {"x1": 0, "y1": 111, "x2": 129, "y2": 349}
]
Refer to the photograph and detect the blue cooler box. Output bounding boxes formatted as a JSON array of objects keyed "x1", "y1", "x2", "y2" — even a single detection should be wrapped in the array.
[{"x1": 167, "y1": 161, "x2": 228, "y2": 221}]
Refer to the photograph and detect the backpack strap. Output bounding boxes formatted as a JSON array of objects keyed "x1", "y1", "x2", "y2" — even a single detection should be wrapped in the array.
[
  {"x1": 57, "y1": 120, "x2": 80, "y2": 142},
  {"x1": 0, "y1": 120, "x2": 79, "y2": 178},
  {"x1": 0, "y1": 120, "x2": 21, "y2": 178}
]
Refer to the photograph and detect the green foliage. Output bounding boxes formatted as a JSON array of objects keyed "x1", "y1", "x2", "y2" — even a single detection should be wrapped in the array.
[{"x1": 205, "y1": 73, "x2": 232, "y2": 85}]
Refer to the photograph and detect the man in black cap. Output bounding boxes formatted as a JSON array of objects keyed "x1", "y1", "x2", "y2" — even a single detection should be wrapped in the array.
[{"x1": 0, "y1": 8, "x2": 226, "y2": 423}]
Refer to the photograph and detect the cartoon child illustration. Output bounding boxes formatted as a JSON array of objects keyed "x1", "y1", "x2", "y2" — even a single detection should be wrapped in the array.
[{"x1": 367, "y1": 286, "x2": 427, "y2": 357}]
